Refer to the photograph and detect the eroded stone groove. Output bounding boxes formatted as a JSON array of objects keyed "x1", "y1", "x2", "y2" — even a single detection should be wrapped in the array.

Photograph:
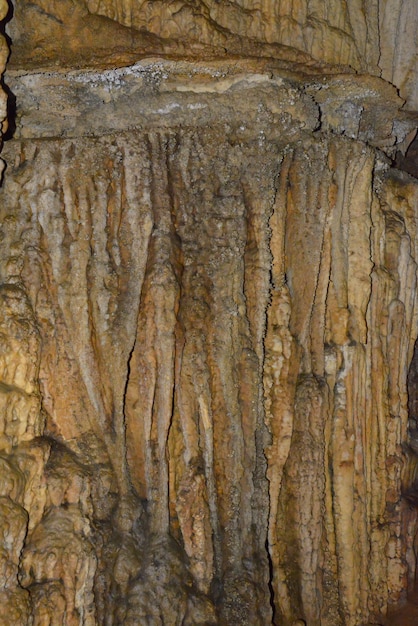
[
  {"x1": 2, "y1": 1, "x2": 418, "y2": 625},
  {"x1": 0, "y1": 127, "x2": 281, "y2": 625},
  {"x1": 0, "y1": 119, "x2": 417, "y2": 624}
]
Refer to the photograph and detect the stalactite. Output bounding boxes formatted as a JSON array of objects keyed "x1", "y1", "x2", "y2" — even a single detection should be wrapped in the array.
[{"x1": 1, "y1": 1, "x2": 418, "y2": 625}]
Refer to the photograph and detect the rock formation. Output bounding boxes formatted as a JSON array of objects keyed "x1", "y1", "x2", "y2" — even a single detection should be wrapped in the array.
[{"x1": 1, "y1": 1, "x2": 418, "y2": 625}]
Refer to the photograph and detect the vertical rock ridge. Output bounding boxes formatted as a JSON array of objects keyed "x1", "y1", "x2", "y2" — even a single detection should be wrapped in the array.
[
  {"x1": 0, "y1": 9, "x2": 418, "y2": 618},
  {"x1": 263, "y1": 138, "x2": 418, "y2": 625}
]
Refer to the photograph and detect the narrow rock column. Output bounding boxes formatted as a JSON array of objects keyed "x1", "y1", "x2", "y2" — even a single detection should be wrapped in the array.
[{"x1": 265, "y1": 140, "x2": 418, "y2": 625}]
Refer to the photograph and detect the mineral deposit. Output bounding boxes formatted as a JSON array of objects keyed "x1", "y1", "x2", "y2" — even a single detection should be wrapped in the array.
[{"x1": 1, "y1": 1, "x2": 418, "y2": 625}]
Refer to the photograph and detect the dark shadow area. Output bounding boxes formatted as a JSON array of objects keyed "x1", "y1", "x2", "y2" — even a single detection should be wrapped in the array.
[
  {"x1": 406, "y1": 337, "x2": 418, "y2": 479},
  {"x1": 369, "y1": 339, "x2": 418, "y2": 626},
  {"x1": 395, "y1": 132, "x2": 418, "y2": 179},
  {"x1": 382, "y1": 338, "x2": 418, "y2": 625},
  {"x1": 265, "y1": 539, "x2": 277, "y2": 625},
  {"x1": 1, "y1": 80, "x2": 16, "y2": 141},
  {"x1": 0, "y1": 0, "x2": 16, "y2": 141},
  {"x1": 381, "y1": 590, "x2": 418, "y2": 626},
  {"x1": 0, "y1": 0, "x2": 13, "y2": 35}
]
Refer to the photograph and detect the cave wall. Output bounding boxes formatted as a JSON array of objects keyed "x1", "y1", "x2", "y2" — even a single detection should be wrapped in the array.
[
  {"x1": 1, "y1": 2, "x2": 418, "y2": 626},
  {"x1": 8, "y1": 0, "x2": 418, "y2": 110}
]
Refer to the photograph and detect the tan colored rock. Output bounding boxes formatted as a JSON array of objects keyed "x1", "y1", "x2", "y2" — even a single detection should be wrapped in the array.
[
  {"x1": 8, "y1": 0, "x2": 418, "y2": 109},
  {"x1": 20, "y1": 505, "x2": 97, "y2": 626},
  {"x1": 1, "y1": 1, "x2": 418, "y2": 625},
  {"x1": 0, "y1": 285, "x2": 43, "y2": 451},
  {"x1": 379, "y1": 0, "x2": 418, "y2": 111},
  {"x1": 0, "y1": 86, "x2": 416, "y2": 624},
  {"x1": 0, "y1": 587, "x2": 32, "y2": 626}
]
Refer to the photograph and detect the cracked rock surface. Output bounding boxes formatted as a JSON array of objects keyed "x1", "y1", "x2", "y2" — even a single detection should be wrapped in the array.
[{"x1": 1, "y1": 2, "x2": 418, "y2": 625}]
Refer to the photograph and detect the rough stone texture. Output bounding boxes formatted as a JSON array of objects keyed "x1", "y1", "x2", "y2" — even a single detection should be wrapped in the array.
[
  {"x1": 1, "y1": 2, "x2": 418, "y2": 626},
  {"x1": 8, "y1": 0, "x2": 418, "y2": 110}
]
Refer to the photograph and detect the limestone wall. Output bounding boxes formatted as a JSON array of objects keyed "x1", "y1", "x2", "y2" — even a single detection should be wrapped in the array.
[{"x1": 1, "y1": 2, "x2": 418, "y2": 625}]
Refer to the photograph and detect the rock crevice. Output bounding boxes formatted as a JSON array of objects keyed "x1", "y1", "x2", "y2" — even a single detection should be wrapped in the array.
[{"x1": 1, "y1": 2, "x2": 418, "y2": 625}]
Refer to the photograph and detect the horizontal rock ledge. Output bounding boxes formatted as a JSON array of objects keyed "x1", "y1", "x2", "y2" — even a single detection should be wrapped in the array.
[{"x1": 6, "y1": 58, "x2": 418, "y2": 153}]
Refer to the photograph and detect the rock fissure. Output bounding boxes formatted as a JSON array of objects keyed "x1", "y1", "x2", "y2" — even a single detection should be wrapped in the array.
[{"x1": 1, "y1": 2, "x2": 418, "y2": 625}]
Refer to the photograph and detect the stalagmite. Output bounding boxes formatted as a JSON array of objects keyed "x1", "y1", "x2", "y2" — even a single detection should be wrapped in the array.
[{"x1": 1, "y1": 1, "x2": 418, "y2": 625}]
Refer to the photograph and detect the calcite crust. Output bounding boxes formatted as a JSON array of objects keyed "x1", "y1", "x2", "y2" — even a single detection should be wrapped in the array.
[{"x1": 1, "y1": 2, "x2": 418, "y2": 625}]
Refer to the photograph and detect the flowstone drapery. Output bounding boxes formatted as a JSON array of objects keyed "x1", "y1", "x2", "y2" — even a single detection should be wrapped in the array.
[{"x1": 1, "y1": 2, "x2": 418, "y2": 625}]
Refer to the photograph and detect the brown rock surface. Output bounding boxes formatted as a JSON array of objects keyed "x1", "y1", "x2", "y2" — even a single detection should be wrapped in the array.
[
  {"x1": 7, "y1": 0, "x2": 418, "y2": 110},
  {"x1": 1, "y1": 1, "x2": 418, "y2": 625}
]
